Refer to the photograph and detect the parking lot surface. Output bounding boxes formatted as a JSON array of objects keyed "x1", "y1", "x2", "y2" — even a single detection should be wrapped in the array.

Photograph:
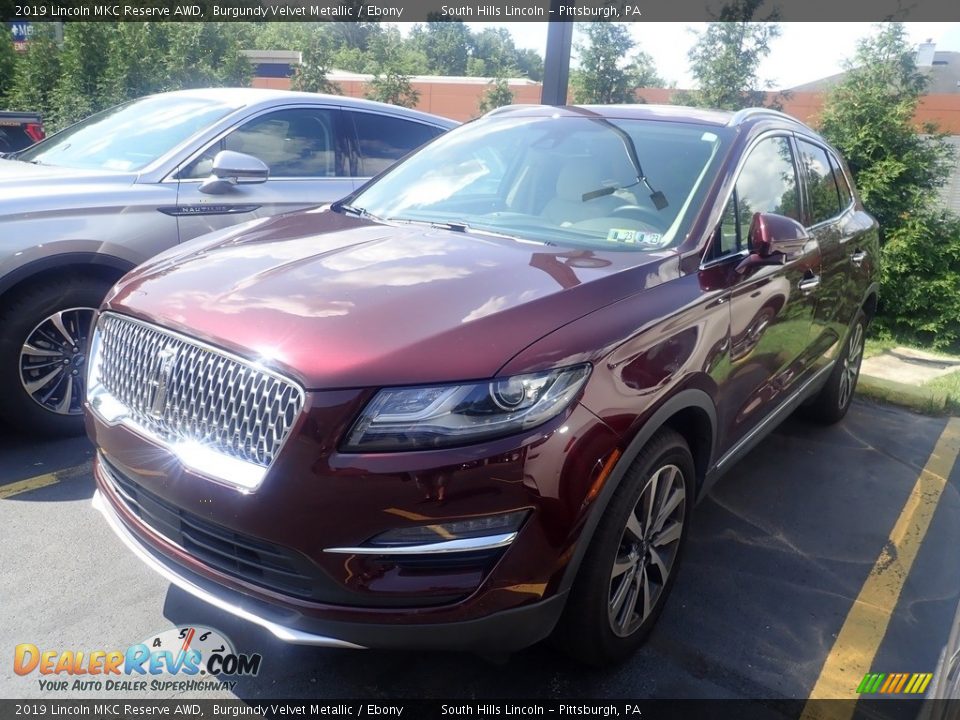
[{"x1": 2, "y1": 399, "x2": 959, "y2": 703}]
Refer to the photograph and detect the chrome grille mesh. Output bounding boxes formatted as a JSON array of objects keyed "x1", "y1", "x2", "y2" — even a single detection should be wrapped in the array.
[{"x1": 95, "y1": 313, "x2": 304, "y2": 468}]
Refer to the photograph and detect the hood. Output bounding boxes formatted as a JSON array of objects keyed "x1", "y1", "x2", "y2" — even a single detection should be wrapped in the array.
[
  {"x1": 106, "y1": 208, "x2": 674, "y2": 389},
  {"x1": 0, "y1": 158, "x2": 135, "y2": 212}
]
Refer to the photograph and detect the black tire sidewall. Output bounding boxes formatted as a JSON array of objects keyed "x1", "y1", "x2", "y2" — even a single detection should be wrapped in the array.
[
  {"x1": 803, "y1": 310, "x2": 867, "y2": 425},
  {"x1": 556, "y1": 429, "x2": 695, "y2": 665},
  {"x1": 0, "y1": 278, "x2": 112, "y2": 436}
]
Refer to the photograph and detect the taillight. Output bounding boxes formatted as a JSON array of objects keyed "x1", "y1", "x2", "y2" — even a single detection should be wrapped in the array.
[{"x1": 24, "y1": 122, "x2": 44, "y2": 144}]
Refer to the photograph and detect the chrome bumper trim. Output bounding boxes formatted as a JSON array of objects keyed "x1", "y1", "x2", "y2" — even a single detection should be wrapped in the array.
[
  {"x1": 92, "y1": 489, "x2": 365, "y2": 649},
  {"x1": 324, "y1": 532, "x2": 517, "y2": 555}
]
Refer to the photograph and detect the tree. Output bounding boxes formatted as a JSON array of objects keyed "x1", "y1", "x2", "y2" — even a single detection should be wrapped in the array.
[
  {"x1": 572, "y1": 23, "x2": 663, "y2": 104},
  {"x1": 50, "y1": 23, "x2": 113, "y2": 128},
  {"x1": 0, "y1": 31, "x2": 16, "y2": 103},
  {"x1": 683, "y1": 0, "x2": 783, "y2": 110},
  {"x1": 5, "y1": 24, "x2": 60, "y2": 121},
  {"x1": 411, "y1": 20, "x2": 471, "y2": 76},
  {"x1": 364, "y1": 28, "x2": 421, "y2": 108},
  {"x1": 292, "y1": 30, "x2": 342, "y2": 95},
  {"x1": 877, "y1": 211, "x2": 960, "y2": 349},
  {"x1": 818, "y1": 23, "x2": 953, "y2": 238},
  {"x1": 478, "y1": 76, "x2": 515, "y2": 114},
  {"x1": 817, "y1": 23, "x2": 958, "y2": 349},
  {"x1": 365, "y1": 71, "x2": 420, "y2": 108}
]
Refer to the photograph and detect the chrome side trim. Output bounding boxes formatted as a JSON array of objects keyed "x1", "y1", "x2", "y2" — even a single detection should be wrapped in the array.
[
  {"x1": 324, "y1": 532, "x2": 517, "y2": 555},
  {"x1": 92, "y1": 490, "x2": 365, "y2": 649},
  {"x1": 715, "y1": 361, "x2": 835, "y2": 471}
]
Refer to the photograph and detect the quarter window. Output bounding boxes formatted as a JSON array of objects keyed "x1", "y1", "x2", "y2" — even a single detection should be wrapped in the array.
[
  {"x1": 797, "y1": 139, "x2": 842, "y2": 225},
  {"x1": 829, "y1": 151, "x2": 853, "y2": 209},
  {"x1": 349, "y1": 112, "x2": 444, "y2": 176},
  {"x1": 182, "y1": 108, "x2": 341, "y2": 179}
]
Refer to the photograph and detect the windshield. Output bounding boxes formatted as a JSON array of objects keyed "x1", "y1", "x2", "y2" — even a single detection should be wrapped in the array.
[
  {"x1": 347, "y1": 114, "x2": 730, "y2": 251},
  {"x1": 18, "y1": 95, "x2": 237, "y2": 172}
]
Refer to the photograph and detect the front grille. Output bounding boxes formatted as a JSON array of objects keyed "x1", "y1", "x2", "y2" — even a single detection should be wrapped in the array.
[
  {"x1": 101, "y1": 456, "x2": 315, "y2": 599},
  {"x1": 95, "y1": 313, "x2": 304, "y2": 468}
]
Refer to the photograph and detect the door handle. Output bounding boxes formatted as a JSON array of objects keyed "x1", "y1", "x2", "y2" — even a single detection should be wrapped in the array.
[
  {"x1": 851, "y1": 250, "x2": 867, "y2": 267},
  {"x1": 798, "y1": 275, "x2": 820, "y2": 295}
]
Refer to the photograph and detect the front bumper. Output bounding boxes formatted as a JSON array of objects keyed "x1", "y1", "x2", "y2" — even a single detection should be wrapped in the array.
[{"x1": 92, "y1": 488, "x2": 568, "y2": 652}]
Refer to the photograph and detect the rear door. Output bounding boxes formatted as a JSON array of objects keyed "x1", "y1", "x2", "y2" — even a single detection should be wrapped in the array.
[
  {"x1": 704, "y1": 134, "x2": 822, "y2": 447},
  {"x1": 797, "y1": 137, "x2": 859, "y2": 367},
  {"x1": 172, "y1": 106, "x2": 353, "y2": 242}
]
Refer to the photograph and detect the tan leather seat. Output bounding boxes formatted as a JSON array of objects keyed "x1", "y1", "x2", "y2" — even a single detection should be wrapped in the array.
[{"x1": 541, "y1": 160, "x2": 625, "y2": 225}]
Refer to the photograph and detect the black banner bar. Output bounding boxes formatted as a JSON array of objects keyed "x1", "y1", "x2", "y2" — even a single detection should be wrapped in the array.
[
  {"x1": 0, "y1": 699, "x2": 953, "y2": 720},
  {"x1": 2, "y1": 0, "x2": 960, "y2": 22}
]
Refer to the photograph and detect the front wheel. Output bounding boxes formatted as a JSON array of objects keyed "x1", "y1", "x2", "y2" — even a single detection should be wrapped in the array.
[
  {"x1": 0, "y1": 277, "x2": 112, "y2": 437},
  {"x1": 554, "y1": 428, "x2": 694, "y2": 666}
]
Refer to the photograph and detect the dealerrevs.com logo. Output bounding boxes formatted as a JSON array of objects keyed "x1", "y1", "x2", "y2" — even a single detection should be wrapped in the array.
[{"x1": 13, "y1": 626, "x2": 262, "y2": 693}]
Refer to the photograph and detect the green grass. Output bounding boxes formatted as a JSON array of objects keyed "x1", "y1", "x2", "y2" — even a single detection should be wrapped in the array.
[
  {"x1": 864, "y1": 337, "x2": 960, "y2": 362},
  {"x1": 862, "y1": 335, "x2": 960, "y2": 414},
  {"x1": 926, "y1": 370, "x2": 960, "y2": 414}
]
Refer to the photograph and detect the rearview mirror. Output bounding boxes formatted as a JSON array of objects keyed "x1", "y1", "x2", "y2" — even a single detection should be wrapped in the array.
[
  {"x1": 199, "y1": 150, "x2": 269, "y2": 194},
  {"x1": 735, "y1": 212, "x2": 809, "y2": 274}
]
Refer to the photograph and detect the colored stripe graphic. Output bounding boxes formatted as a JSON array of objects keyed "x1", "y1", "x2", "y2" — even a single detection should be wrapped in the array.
[{"x1": 856, "y1": 672, "x2": 933, "y2": 694}]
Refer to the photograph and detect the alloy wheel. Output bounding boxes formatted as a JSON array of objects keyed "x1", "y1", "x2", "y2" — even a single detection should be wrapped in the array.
[
  {"x1": 608, "y1": 463, "x2": 687, "y2": 637},
  {"x1": 838, "y1": 322, "x2": 864, "y2": 411},
  {"x1": 19, "y1": 307, "x2": 97, "y2": 415}
]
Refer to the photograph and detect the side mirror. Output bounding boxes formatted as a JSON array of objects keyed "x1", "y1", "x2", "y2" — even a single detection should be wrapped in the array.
[
  {"x1": 735, "y1": 212, "x2": 809, "y2": 274},
  {"x1": 199, "y1": 150, "x2": 269, "y2": 195}
]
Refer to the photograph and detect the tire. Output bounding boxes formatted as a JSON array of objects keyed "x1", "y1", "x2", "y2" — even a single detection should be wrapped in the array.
[
  {"x1": 802, "y1": 310, "x2": 866, "y2": 425},
  {"x1": 554, "y1": 428, "x2": 694, "y2": 666},
  {"x1": 0, "y1": 276, "x2": 113, "y2": 437}
]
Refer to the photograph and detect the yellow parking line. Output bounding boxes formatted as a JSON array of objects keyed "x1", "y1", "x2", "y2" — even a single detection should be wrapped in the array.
[
  {"x1": 800, "y1": 417, "x2": 960, "y2": 718},
  {"x1": 0, "y1": 472, "x2": 60, "y2": 499},
  {"x1": 0, "y1": 462, "x2": 91, "y2": 500}
]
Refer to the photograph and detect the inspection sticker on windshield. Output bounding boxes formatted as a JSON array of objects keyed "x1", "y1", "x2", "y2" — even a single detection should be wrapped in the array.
[{"x1": 606, "y1": 229, "x2": 667, "y2": 247}]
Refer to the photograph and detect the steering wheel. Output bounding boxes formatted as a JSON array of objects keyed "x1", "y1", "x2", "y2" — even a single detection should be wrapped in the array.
[{"x1": 611, "y1": 204, "x2": 665, "y2": 229}]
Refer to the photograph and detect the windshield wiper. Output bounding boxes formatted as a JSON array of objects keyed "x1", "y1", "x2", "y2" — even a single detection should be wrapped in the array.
[
  {"x1": 577, "y1": 114, "x2": 669, "y2": 211},
  {"x1": 331, "y1": 200, "x2": 387, "y2": 222}
]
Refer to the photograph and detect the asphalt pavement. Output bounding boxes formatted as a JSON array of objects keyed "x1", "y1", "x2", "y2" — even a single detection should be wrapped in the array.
[{"x1": 2, "y1": 398, "x2": 959, "y2": 702}]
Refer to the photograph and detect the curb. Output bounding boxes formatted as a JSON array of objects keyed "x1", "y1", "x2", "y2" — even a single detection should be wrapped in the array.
[{"x1": 856, "y1": 373, "x2": 948, "y2": 414}]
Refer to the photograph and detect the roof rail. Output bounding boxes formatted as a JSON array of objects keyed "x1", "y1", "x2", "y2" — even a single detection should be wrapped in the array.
[{"x1": 727, "y1": 107, "x2": 803, "y2": 127}]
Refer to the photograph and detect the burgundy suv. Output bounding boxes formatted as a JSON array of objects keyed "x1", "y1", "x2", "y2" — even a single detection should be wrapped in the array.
[{"x1": 86, "y1": 105, "x2": 878, "y2": 665}]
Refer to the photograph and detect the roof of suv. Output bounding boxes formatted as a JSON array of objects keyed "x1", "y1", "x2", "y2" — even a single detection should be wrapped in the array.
[{"x1": 484, "y1": 103, "x2": 808, "y2": 130}]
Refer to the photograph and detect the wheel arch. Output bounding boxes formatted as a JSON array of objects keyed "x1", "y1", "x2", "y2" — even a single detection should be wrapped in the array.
[
  {"x1": 557, "y1": 388, "x2": 718, "y2": 595},
  {"x1": 0, "y1": 253, "x2": 135, "y2": 306}
]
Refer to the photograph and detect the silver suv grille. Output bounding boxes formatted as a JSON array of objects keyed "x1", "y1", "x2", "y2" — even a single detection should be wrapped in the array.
[{"x1": 93, "y1": 313, "x2": 305, "y2": 470}]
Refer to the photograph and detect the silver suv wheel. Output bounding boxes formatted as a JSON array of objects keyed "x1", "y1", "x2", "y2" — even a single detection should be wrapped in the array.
[
  {"x1": 19, "y1": 307, "x2": 96, "y2": 415},
  {"x1": 608, "y1": 463, "x2": 687, "y2": 637}
]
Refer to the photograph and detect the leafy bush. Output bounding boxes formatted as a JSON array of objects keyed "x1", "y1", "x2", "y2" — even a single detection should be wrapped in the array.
[{"x1": 875, "y1": 211, "x2": 960, "y2": 351}]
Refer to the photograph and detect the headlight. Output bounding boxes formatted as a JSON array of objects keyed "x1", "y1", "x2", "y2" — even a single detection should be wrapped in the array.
[{"x1": 343, "y1": 365, "x2": 591, "y2": 452}]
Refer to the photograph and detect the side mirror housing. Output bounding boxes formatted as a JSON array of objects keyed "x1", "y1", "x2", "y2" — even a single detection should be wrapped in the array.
[
  {"x1": 735, "y1": 212, "x2": 809, "y2": 274},
  {"x1": 199, "y1": 150, "x2": 269, "y2": 194}
]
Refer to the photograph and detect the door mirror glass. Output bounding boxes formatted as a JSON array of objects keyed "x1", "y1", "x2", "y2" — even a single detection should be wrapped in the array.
[{"x1": 199, "y1": 150, "x2": 268, "y2": 194}]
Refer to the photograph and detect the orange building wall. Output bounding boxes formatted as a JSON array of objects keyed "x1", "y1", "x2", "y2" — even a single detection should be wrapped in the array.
[
  {"x1": 252, "y1": 76, "x2": 541, "y2": 121},
  {"x1": 253, "y1": 77, "x2": 960, "y2": 132}
]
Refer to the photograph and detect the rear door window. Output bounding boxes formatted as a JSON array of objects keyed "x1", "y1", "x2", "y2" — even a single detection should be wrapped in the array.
[
  {"x1": 797, "y1": 139, "x2": 842, "y2": 225},
  {"x1": 348, "y1": 112, "x2": 444, "y2": 177}
]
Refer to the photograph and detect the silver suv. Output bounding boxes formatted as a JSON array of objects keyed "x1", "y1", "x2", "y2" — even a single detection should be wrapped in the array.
[{"x1": 0, "y1": 88, "x2": 455, "y2": 436}]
